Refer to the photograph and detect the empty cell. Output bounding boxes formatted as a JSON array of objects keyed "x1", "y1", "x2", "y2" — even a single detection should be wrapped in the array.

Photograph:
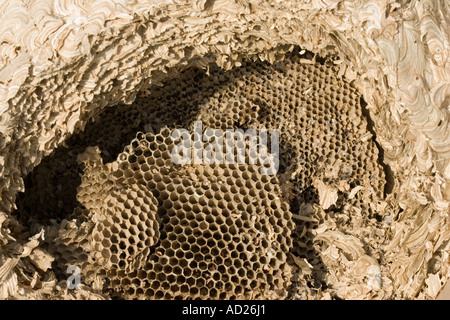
[
  {"x1": 195, "y1": 236, "x2": 206, "y2": 246},
  {"x1": 160, "y1": 239, "x2": 172, "y2": 249},
  {"x1": 194, "y1": 277, "x2": 206, "y2": 289},
  {"x1": 234, "y1": 285, "x2": 243, "y2": 295},
  {"x1": 183, "y1": 234, "x2": 195, "y2": 245},
  {"x1": 185, "y1": 255, "x2": 198, "y2": 269},
  {"x1": 198, "y1": 261, "x2": 208, "y2": 270},
  {"x1": 182, "y1": 202, "x2": 192, "y2": 212},
  {"x1": 189, "y1": 286, "x2": 199, "y2": 296},
  {"x1": 154, "y1": 290, "x2": 164, "y2": 299}
]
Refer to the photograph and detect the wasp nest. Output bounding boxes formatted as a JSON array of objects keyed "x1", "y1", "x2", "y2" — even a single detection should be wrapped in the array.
[
  {"x1": 9, "y1": 52, "x2": 391, "y2": 300},
  {"x1": 0, "y1": 0, "x2": 449, "y2": 300}
]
